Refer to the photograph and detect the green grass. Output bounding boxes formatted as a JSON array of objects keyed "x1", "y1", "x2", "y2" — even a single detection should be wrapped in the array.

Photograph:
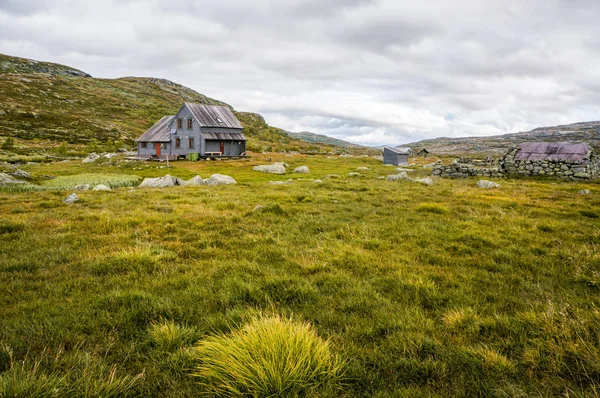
[
  {"x1": 41, "y1": 173, "x2": 141, "y2": 189},
  {"x1": 0, "y1": 155, "x2": 599, "y2": 396},
  {"x1": 193, "y1": 314, "x2": 345, "y2": 396}
]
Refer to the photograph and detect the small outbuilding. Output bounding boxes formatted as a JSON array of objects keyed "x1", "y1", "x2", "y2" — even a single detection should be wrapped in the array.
[
  {"x1": 417, "y1": 148, "x2": 429, "y2": 158},
  {"x1": 383, "y1": 147, "x2": 412, "y2": 166}
]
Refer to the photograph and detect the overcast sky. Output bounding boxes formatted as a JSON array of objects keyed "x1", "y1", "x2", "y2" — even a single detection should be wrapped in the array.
[{"x1": 1, "y1": 0, "x2": 599, "y2": 146}]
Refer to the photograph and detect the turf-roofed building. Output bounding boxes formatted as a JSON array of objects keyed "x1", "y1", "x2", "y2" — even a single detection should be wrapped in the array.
[{"x1": 136, "y1": 103, "x2": 247, "y2": 159}]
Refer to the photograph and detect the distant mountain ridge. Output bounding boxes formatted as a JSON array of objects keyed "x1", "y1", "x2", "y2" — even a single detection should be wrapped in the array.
[
  {"x1": 404, "y1": 121, "x2": 600, "y2": 155},
  {"x1": 285, "y1": 131, "x2": 364, "y2": 148}
]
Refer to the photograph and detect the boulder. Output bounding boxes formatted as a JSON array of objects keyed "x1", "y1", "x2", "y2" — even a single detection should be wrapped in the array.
[
  {"x1": 396, "y1": 168, "x2": 414, "y2": 172},
  {"x1": 103, "y1": 153, "x2": 116, "y2": 159},
  {"x1": 477, "y1": 180, "x2": 501, "y2": 189},
  {"x1": 9, "y1": 169, "x2": 30, "y2": 179},
  {"x1": 63, "y1": 193, "x2": 79, "y2": 204},
  {"x1": 268, "y1": 181, "x2": 291, "y2": 185},
  {"x1": 0, "y1": 172, "x2": 26, "y2": 184},
  {"x1": 73, "y1": 184, "x2": 90, "y2": 191},
  {"x1": 414, "y1": 177, "x2": 434, "y2": 186},
  {"x1": 205, "y1": 174, "x2": 236, "y2": 186},
  {"x1": 314, "y1": 179, "x2": 323, "y2": 183},
  {"x1": 92, "y1": 184, "x2": 111, "y2": 191},
  {"x1": 293, "y1": 166, "x2": 310, "y2": 174},
  {"x1": 82, "y1": 152, "x2": 100, "y2": 163},
  {"x1": 139, "y1": 174, "x2": 184, "y2": 188},
  {"x1": 253, "y1": 164, "x2": 286, "y2": 174},
  {"x1": 185, "y1": 175, "x2": 205, "y2": 186},
  {"x1": 386, "y1": 172, "x2": 411, "y2": 181},
  {"x1": 348, "y1": 172, "x2": 361, "y2": 177},
  {"x1": 326, "y1": 174, "x2": 340, "y2": 179},
  {"x1": 578, "y1": 189, "x2": 591, "y2": 195},
  {"x1": 252, "y1": 205, "x2": 264, "y2": 212},
  {"x1": 356, "y1": 167, "x2": 370, "y2": 171}
]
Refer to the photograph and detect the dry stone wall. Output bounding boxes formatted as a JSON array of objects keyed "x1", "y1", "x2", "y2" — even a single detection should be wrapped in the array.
[
  {"x1": 500, "y1": 146, "x2": 600, "y2": 179},
  {"x1": 432, "y1": 159, "x2": 505, "y2": 178}
]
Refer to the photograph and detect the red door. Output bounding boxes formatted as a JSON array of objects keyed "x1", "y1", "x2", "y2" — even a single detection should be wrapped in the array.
[
  {"x1": 155, "y1": 143, "x2": 161, "y2": 157},
  {"x1": 219, "y1": 141, "x2": 224, "y2": 154}
]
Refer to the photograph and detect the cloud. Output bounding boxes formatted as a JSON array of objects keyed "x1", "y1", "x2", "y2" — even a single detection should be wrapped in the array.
[{"x1": 1, "y1": 0, "x2": 600, "y2": 146}]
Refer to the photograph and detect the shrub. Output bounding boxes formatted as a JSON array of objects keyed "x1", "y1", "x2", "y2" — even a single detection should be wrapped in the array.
[
  {"x1": 1, "y1": 136, "x2": 15, "y2": 150},
  {"x1": 56, "y1": 142, "x2": 69, "y2": 156},
  {"x1": 148, "y1": 319, "x2": 197, "y2": 352},
  {"x1": 192, "y1": 314, "x2": 345, "y2": 396}
]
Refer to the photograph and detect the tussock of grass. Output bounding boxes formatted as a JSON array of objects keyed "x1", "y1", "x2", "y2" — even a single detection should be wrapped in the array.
[
  {"x1": 193, "y1": 314, "x2": 345, "y2": 396},
  {"x1": 415, "y1": 203, "x2": 449, "y2": 214},
  {"x1": 148, "y1": 319, "x2": 197, "y2": 352}
]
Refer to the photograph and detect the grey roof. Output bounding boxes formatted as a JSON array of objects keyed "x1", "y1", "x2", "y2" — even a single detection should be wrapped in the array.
[
  {"x1": 515, "y1": 142, "x2": 591, "y2": 162},
  {"x1": 203, "y1": 132, "x2": 247, "y2": 141},
  {"x1": 136, "y1": 115, "x2": 174, "y2": 142},
  {"x1": 385, "y1": 146, "x2": 413, "y2": 155},
  {"x1": 184, "y1": 103, "x2": 243, "y2": 129}
]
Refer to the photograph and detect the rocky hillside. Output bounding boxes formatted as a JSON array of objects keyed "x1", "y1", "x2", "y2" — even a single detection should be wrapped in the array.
[
  {"x1": 285, "y1": 131, "x2": 363, "y2": 148},
  {"x1": 404, "y1": 121, "x2": 600, "y2": 155},
  {"x1": 0, "y1": 53, "x2": 371, "y2": 155}
]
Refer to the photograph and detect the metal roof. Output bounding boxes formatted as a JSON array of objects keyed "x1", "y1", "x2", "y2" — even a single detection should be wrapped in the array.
[
  {"x1": 385, "y1": 146, "x2": 413, "y2": 155},
  {"x1": 202, "y1": 132, "x2": 247, "y2": 141},
  {"x1": 184, "y1": 103, "x2": 243, "y2": 129},
  {"x1": 515, "y1": 142, "x2": 591, "y2": 162},
  {"x1": 136, "y1": 115, "x2": 174, "y2": 142}
]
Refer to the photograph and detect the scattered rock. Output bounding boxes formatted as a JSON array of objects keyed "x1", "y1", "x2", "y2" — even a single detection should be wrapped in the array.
[
  {"x1": 205, "y1": 174, "x2": 236, "y2": 186},
  {"x1": 326, "y1": 174, "x2": 340, "y2": 178},
  {"x1": 116, "y1": 147, "x2": 129, "y2": 153},
  {"x1": 103, "y1": 153, "x2": 116, "y2": 159},
  {"x1": 377, "y1": 176, "x2": 385, "y2": 180},
  {"x1": 9, "y1": 169, "x2": 30, "y2": 179},
  {"x1": 477, "y1": 180, "x2": 501, "y2": 189},
  {"x1": 63, "y1": 193, "x2": 79, "y2": 204},
  {"x1": 82, "y1": 153, "x2": 100, "y2": 163},
  {"x1": 253, "y1": 164, "x2": 286, "y2": 174},
  {"x1": 185, "y1": 175, "x2": 205, "y2": 186},
  {"x1": 92, "y1": 184, "x2": 111, "y2": 191},
  {"x1": 396, "y1": 168, "x2": 414, "y2": 172},
  {"x1": 0, "y1": 172, "x2": 25, "y2": 184},
  {"x1": 294, "y1": 166, "x2": 310, "y2": 174},
  {"x1": 253, "y1": 205, "x2": 264, "y2": 212},
  {"x1": 314, "y1": 179, "x2": 322, "y2": 183},
  {"x1": 73, "y1": 184, "x2": 90, "y2": 191},
  {"x1": 139, "y1": 174, "x2": 185, "y2": 188},
  {"x1": 414, "y1": 177, "x2": 434, "y2": 186},
  {"x1": 424, "y1": 161, "x2": 442, "y2": 169},
  {"x1": 386, "y1": 172, "x2": 411, "y2": 181},
  {"x1": 578, "y1": 189, "x2": 591, "y2": 195},
  {"x1": 357, "y1": 167, "x2": 370, "y2": 171},
  {"x1": 348, "y1": 172, "x2": 361, "y2": 177},
  {"x1": 268, "y1": 181, "x2": 291, "y2": 185}
]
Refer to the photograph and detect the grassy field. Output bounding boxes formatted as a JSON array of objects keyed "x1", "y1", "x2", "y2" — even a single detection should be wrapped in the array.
[{"x1": 1, "y1": 155, "x2": 599, "y2": 397}]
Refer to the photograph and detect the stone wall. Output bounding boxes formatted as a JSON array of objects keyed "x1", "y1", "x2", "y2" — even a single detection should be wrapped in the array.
[
  {"x1": 432, "y1": 159, "x2": 504, "y2": 178},
  {"x1": 501, "y1": 146, "x2": 600, "y2": 179}
]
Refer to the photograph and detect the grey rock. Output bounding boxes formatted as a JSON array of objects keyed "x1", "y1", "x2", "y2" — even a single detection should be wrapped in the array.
[
  {"x1": 268, "y1": 181, "x2": 291, "y2": 185},
  {"x1": 185, "y1": 175, "x2": 205, "y2": 186},
  {"x1": 205, "y1": 174, "x2": 236, "y2": 186},
  {"x1": 386, "y1": 172, "x2": 411, "y2": 181},
  {"x1": 92, "y1": 184, "x2": 111, "y2": 191},
  {"x1": 396, "y1": 168, "x2": 414, "y2": 172},
  {"x1": 314, "y1": 179, "x2": 322, "y2": 183},
  {"x1": 0, "y1": 172, "x2": 25, "y2": 184},
  {"x1": 414, "y1": 177, "x2": 434, "y2": 186},
  {"x1": 63, "y1": 193, "x2": 79, "y2": 204},
  {"x1": 139, "y1": 174, "x2": 183, "y2": 188},
  {"x1": 82, "y1": 152, "x2": 100, "y2": 163},
  {"x1": 574, "y1": 172, "x2": 590, "y2": 179},
  {"x1": 326, "y1": 174, "x2": 340, "y2": 178},
  {"x1": 356, "y1": 166, "x2": 370, "y2": 171},
  {"x1": 578, "y1": 189, "x2": 591, "y2": 195},
  {"x1": 10, "y1": 169, "x2": 30, "y2": 179},
  {"x1": 348, "y1": 172, "x2": 361, "y2": 177},
  {"x1": 477, "y1": 180, "x2": 501, "y2": 189},
  {"x1": 253, "y1": 164, "x2": 286, "y2": 174},
  {"x1": 73, "y1": 184, "x2": 90, "y2": 191},
  {"x1": 253, "y1": 205, "x2": 264, "y2": 212},
  {"x1": 294, "y1": 166, "x2": 310, "y2": 174}
]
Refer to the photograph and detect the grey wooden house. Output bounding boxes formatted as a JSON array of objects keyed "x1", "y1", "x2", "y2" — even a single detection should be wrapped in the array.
[
  {"x1": 383, "y1": 147, "x2": 413, "y2": 166},
  {"x1": 136, "y1": 103, "x2": 247, "y2": 159}
]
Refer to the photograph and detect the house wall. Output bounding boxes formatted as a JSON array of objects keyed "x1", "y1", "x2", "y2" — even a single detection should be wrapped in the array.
[
  {"x1": 204, "y1": 140, "x2": 245, "y2": 156},
  {"x1": 501, "y1": 146, "x2": 600, "y2": 179},
  {"x1": 383, "y1": 149, "x2": 408, "y2": 166},
  {"x1": 138, "y1": 142, "x2": 169, "y2": 156},
  {"x1": 170, "y1": 106, "x2": 203, "y2": 157}
]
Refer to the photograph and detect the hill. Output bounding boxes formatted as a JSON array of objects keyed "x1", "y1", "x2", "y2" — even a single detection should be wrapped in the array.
[
  {"x1": 404, "y1": 121, "x2": 600, "y2": 155},
  {"x1": 285, "y1": 131, "x2": 364, "y2": 148},
  {"x1": 0, "y1": 53, "x2": 373, "y2": 156}
]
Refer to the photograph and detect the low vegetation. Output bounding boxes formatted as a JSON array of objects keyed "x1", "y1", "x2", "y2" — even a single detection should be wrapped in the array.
[{"x1": 1, "y1": 155, "x2": 599, "y2": 397}]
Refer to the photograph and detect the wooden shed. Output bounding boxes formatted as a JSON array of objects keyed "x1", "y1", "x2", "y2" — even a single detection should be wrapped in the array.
[{"x1": 383, "y1": 147, "x2": 412, "y2": 166}]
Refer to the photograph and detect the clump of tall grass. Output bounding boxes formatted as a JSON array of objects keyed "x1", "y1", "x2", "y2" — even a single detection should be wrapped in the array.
[
  {"x1": 415, "y1": 203, "x2": 449, "y2": 214},
  {"x1": 42, "y1": 173, "x2": 141, "y2": 189},
  {"x1": 148, "y1": 319, "x2": 197, "y2": 352},
  {"x1": 192, "y1": 314, "x2": 345, "y2": 396}
]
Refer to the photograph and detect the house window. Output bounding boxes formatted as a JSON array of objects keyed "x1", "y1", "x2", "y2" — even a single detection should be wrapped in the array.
[
  {"x1": 177, "y1": 119, "x2": 182, "y2": 129},
  {"x1": 175, "y1": 138, "x2": 181, "y2": 148},
  {"x1": 187, "y1": 119, "x2": 193, "y2": 129},
  {"x1": 189, "y1": 138, "x2": 194, "y2": 148},
  {"x1": 141, "y1": 142, "x2": 147, "y2": 148},
  {"x1": 161, "y1": 143, "x2": 167, "y2": 149}
]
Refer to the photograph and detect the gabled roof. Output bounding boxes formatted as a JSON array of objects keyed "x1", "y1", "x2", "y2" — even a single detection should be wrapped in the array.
[
  {"x1": 515, "y1": 142, "x2": 591, "y2": 162},
  {"x1": 183, "y1": 103, "x2": 243, "y2": 129},
  {"x1": 203, "y1": 131, "x2": 247, "y2": 141},
  {"x1": 136, "y1": 115, "x2": 174, "y2": 142},
  {"x1": 384, "y1": 146, "x2": 413, "y2": 155}
]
